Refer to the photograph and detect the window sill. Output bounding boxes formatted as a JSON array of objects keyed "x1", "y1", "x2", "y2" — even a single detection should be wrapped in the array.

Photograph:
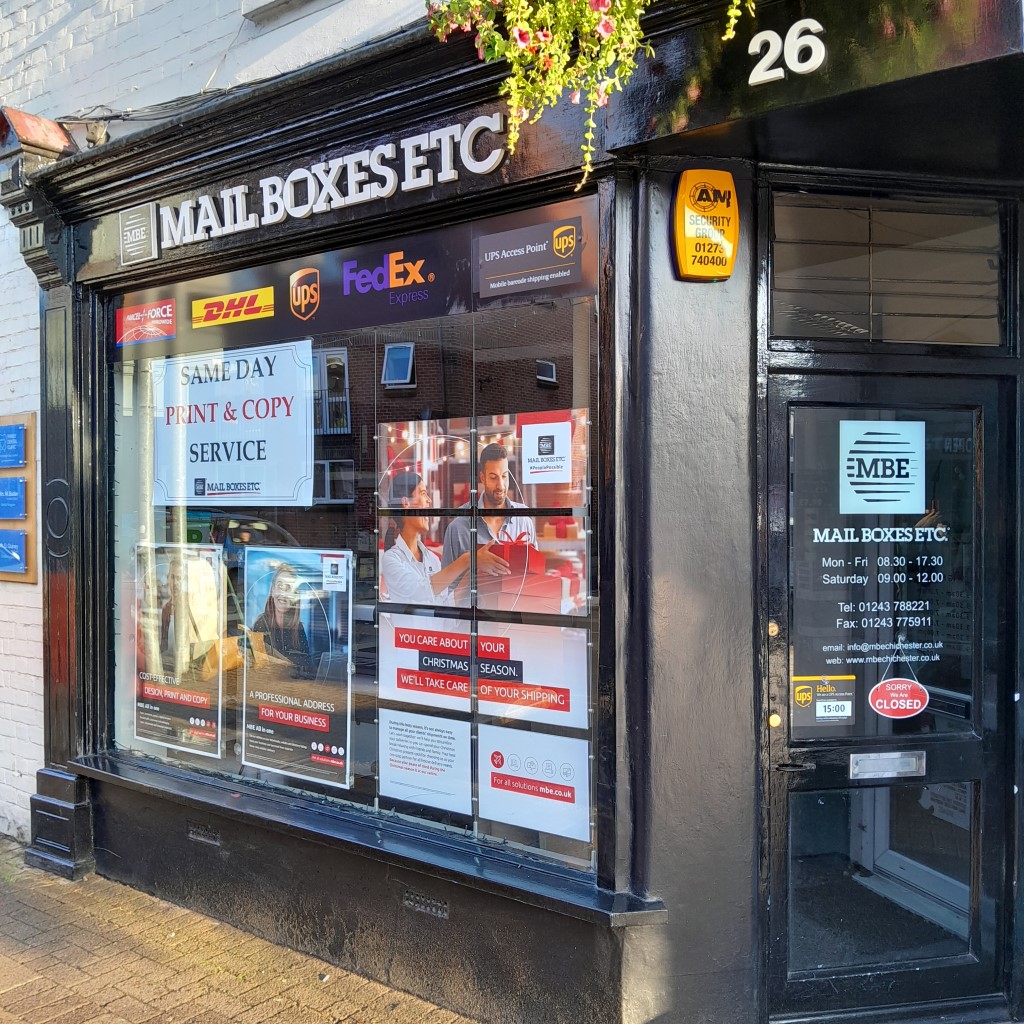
[{"x1": 72, "y1": 752, "x2": 666, "y2": 929}]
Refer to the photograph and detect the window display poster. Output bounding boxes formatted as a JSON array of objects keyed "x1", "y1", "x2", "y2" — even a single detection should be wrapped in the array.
[
  {"x1": 480, "y1": 408, "x2": 588, "y2": 508},
  {"x1": 378, "y1": 409, "x2": 589, "y2": 512},
  {"x1": 134, "y1": 543, "x2": 224, "y2": 758},
  {"x1": 321, "y1": 551, "x2": 350, "y2": 592},
  {"x1": 151, "y1": 340, "x2": 314, "y2": 507},
  {"x1": 477, "y1": 623, "x2": 589, "y2": 728},
  {"x1": 518, "y1": 413, "x2": 573, "y2": 485},
  {"x1": 241, "y1": 545, "x2": 353, "y2": 789},
  {"x1": 378, "y1": 613, "x2": 472, "y2": 712},
  {"x1": 477, "y1": 724, "x2": 590, "y2": 842},
  {"x1": 378, "y1": 709, "x2": 472, "y2": 815},
  {"x1": 377, "y1": 417, "x2": 472, "y2": 511},
  {"x1": 475, "y1": 515, "x2": 588, "y2": 617}
]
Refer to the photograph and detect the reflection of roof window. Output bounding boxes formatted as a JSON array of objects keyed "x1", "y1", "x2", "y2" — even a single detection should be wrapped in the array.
[
  {"x1": 381, "y1": 342, "x2": 415, "y2": 388},
  {"x1": 536, "y1": 359, "x2": 558, "y2": 386}
]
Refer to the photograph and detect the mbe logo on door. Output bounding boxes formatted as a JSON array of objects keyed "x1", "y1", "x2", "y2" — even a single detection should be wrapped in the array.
[{"x1": 839, "y1": 420, "x2": 925, "y2": 515}]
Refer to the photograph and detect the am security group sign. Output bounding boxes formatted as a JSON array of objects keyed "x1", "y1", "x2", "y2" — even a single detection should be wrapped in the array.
[{"x1": 152, "y1": 340, "x2": 314, "y2": 506}]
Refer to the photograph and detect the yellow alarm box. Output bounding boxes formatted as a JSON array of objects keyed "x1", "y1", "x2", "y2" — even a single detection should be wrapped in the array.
[{"x1": 672, "y1": 169, "x2": 740, "y2": 281}]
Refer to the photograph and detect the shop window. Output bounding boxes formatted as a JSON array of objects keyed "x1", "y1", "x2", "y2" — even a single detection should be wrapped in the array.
[
  {"x1": 381, "y1": 341, "x2": 415, "y2": 388},
  {"x1": 771, "y1": 191, "x2": 1005, "y2": 347},
  {"x1": 109, "y1": 196, "x2": 601, "y2": 875}
]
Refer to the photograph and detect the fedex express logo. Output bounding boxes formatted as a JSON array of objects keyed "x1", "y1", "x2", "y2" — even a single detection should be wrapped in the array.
[{"x1": 342, "y1": 250, "x2": 435, "y2": 308}]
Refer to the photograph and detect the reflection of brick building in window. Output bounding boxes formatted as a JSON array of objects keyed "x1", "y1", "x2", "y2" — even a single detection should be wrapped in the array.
[{"x1": 272, "y1": 297, "x2": 595, "y2": 557}]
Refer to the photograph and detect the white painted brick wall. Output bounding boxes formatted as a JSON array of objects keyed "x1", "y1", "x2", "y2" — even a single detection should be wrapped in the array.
[
  {"x1": 0, "y1": 0, "x2": 424, "y2": 838},
  {"x1": 0, "y1": 201, "x2": 43, "y2": 842}
]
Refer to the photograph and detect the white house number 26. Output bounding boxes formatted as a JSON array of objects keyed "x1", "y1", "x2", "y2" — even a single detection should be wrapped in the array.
[{"x1": 748, "y1": 18, "x2": 827, "y2": 86}]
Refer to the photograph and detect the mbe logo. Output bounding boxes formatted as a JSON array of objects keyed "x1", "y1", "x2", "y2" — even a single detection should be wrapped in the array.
[
  {"x1": 538, "y1": 435, "x2": 555, "y2": 456},
  {"x1": 839, "y1": 421, "x2": 925, "y2": 515},
  {"x1": 194, "y1": 478, "x2": 207, "y2": 497}
]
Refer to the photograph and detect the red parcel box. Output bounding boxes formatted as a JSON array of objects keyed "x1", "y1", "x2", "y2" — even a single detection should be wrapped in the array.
[
  {"x1": 492, "y1": 573, "x2": 570, "y2": 614},
  {"x1": 477, "y1": 543, "x2": 585, "y2": 614},
  {"x1": 475, "y1": 541, "x2": 544, "y2": 601}
]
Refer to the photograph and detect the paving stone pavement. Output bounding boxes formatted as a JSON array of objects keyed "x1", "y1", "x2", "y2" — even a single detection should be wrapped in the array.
[{"x1": 0, "y1": 838, "x2": 480, "y2": 1024}]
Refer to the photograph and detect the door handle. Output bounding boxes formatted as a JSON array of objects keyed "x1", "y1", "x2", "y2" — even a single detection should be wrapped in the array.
[{"x1": 774, "y1": 762, "x2": 816, "y2": 773}]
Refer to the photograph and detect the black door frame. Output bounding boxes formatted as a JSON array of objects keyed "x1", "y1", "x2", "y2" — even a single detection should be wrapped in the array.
[
  {"x1": 764, "y1": 373, "x2": 1012, "y2": 1019},
  {"x1": 755, "y1": 171, "x2": 1024, "y2": 1024}
]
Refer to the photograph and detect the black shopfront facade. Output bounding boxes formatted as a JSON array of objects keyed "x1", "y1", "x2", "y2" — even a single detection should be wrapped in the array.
[{"x1": 7, "y1": 2, "x2": 1024, "y2": 1022}]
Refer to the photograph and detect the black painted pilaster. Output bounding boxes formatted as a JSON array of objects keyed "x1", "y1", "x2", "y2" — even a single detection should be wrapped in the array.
[
  {"x1": 30, "y1": 282, "x2": 93, "y2": 879},
  {"x1": 0, "y1": 111, "x2": 93, "y2": 878}
]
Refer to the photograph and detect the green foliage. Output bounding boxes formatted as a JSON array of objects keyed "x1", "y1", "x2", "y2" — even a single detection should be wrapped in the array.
[
  {"x1": 722, "y1": 0, "x2": 756, "y2": 42},
  {"x1": 427, "y1": 0, "x2": 756, "y2": 184}
]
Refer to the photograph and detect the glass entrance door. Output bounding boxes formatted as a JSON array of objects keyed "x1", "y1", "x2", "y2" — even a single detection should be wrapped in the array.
[{"x1": 765, "y1": 374, "x2": 1012, "y2": 1017}]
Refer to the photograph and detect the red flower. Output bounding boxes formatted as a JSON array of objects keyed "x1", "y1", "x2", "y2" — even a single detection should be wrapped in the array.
[
  {"x1": 595, "y1": 15, "x2": 615, "y2": 39},
  {"x1": 569, "y1": 89, "x2": 581, "y2": 104},
  {"x1": 536, "y1": 28, "x2": 552, "y2": 43},
  {"x1": 589, "y1": 0, "x2": 611, "y2": 11},
  {"x1": 512, "y1": 24, "x2": 531, "y2": 47}
]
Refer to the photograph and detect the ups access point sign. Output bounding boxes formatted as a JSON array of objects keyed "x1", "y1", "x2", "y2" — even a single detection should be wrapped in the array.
[
  {"x1": 672, "y1": 169, "x2": 739, "y2": 282},
  {"x1": 119, "y1": 203, "x2": 159, "y2": 266}
]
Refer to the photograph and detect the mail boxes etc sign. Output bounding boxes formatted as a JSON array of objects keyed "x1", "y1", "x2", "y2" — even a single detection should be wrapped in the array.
[{"x1": 117, "y1": 114, "x2": 507, "y2": 268}]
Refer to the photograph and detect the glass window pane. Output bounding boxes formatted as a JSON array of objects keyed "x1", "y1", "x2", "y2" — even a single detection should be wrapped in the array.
[
  {"x1": 772, "y1": 193, "x2": 1003, "y2": 347},
  {"x1": 110, "y1": 197, "x2": 600, "y2": 875},
  {"x1": 789, "y1": 785, "x2": 973, "y2": 973},
  {"x1": 788, "y1": 407, "x2": 976, "y2": 741}
]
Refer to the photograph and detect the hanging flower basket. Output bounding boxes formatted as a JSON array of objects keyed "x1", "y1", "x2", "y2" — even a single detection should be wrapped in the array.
[{"x1": 427, "y1": 0, "x2": 756, "y2": 184}]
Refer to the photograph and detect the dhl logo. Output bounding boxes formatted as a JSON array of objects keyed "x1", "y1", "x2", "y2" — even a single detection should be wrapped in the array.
[{"x1": 192, "y1": 287, "x2": 275, "y2": 329}]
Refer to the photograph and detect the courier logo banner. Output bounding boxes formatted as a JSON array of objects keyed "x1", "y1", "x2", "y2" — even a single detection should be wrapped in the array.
[
  {"x1": 116, "y1": 196, "x2": 599, "y2": 362},
  {"x1": 840, "y1": 420, "x2": 925, "y2": 514}
]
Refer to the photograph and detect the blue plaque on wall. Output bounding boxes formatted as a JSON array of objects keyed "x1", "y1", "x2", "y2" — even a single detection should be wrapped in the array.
[
  {"x1": 0, "y1": 530, "x2": 27, "y2": 573},
  {"x1": 0, "y1": 478, "x2": 27, "y2": 520},
  {"x1": 0, "y1": 425, "x2": 26, "y2": 468}
]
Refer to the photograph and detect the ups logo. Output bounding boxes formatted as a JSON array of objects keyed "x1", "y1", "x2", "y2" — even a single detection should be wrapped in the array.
[
  {"x1": 553, "y1": 225, "x2": 577, "y2": 260},
  {"x1": 794, "y1": 685, "x2": 813, "y2": 708},
  {"x1": 290, "y1": 268, "x2": 320, "y2": 321}
]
